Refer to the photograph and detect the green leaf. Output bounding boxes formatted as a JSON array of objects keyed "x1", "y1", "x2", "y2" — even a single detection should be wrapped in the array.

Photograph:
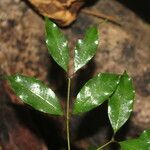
[
  {"x1": 45, "y1": 17, "x2": 69, "y2": 72},
  {"x1": 73, "y1": 73, "x2": 120, "y2": 114},
  {"x1": 139, "y1": 129, "x2": 150, "y2": 144},
  {"x1": 74, "y1": 26, "x2": 99, "y2": 72},
  {"x1": 108, "y1": 72, "x2": 135, "y2": 133},
  {"x1": 120, "y1": 139, "x2": 148, "y2": 150},
  {"x1": 120, "y1": 130, "x2": 150, "y2": 150},
  {"x1": 7, "y1": 74, "x2": 63, "y2": 115}
]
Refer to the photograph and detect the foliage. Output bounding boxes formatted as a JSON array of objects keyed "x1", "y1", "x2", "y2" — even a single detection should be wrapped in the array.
[
  {"x1": 120, "y1": 130, "x2": 150, "y2": 150},
  {"x1": 74, "y1": 26, "x2": 99, "y2": 72},
  {"x1": 7, "y1": 74, "x2": 63, "y2": 115},
  {"x1": 108, "y1": 71, "x2": 135, "y2": 133},
  {"x1": 73, "y1": 73, "x2": 120, "y2": 114},
  {"x1": 6, "y1": 18, "x2": 150, "y2": 150}
]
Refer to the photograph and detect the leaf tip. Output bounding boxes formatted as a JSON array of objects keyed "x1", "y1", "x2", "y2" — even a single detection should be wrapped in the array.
[{"x1": 123, "y1": 70, "x2": 128, "y2": 76}]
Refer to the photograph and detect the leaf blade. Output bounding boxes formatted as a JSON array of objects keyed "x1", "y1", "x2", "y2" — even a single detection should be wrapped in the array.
[
  {"x1": 45, "y1": 18, "x2": 69, "y2": 72},
  {"x1": 120, "y1": 130, "x2": 150, "y2": 150},
  {"x1": 7, "y1": 74, "x2": 63, "y2": 115},
  {"x1": 139, "y1": 129, "x2": 150, "y2": 144},
  {"x1": 74, "y1": 26, "x2": 99, "y2": 72},
  {"x1": 73, "y1": 73, "x2": 120, "y2": 114},
  {"x1": 108, "y1": 72, "x2": 135, "y2": 133},
  {"x1": 120, "y1": 139, "x2": 148, "y2": 150}
]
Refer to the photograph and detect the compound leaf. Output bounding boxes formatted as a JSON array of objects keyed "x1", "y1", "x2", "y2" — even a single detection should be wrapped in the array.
[
  {"x1": 108, "y1": 72, "x2": 135, "y2": 133},
  {"x1": 74, "y1": 26, "x2": 99, "y2": 72},
  {"x1": 7, "y1": 74, "x2": 63, "y2": 115},
  {"x1": 120, "y1": 130, "x2": 150, "y2": 150},
  {"x1": 45, "y1": 18, "x2": 69, "y2": 72},
  {"x1": 73, "y1": 73, "x2": 120, "y2": 114}
]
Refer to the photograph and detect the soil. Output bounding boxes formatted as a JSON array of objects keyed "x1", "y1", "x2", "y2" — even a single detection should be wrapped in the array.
[{"x1": 0, "y1": 0, "x2": 150, "y2": 149}]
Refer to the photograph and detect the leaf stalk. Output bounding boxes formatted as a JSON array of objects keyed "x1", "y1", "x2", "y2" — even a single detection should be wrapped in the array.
[
  {"x1": 66, "y1": 77, "x2": 71, "y2": 150},
  {"x1": 96, "y1": 138, "x2": 114, "y2": 150}
]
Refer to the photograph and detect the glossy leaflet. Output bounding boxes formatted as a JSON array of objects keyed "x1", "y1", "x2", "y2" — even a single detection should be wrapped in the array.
[
  {"x1": 73, "y1": 73, "x2": 120, "y2": 114},
  {"x1": 120, "y1": 130, "x2": 150, "y2": 150},
  {"x1": 74, "y1": 26, "x2": 99, "y2": 72},
  {"x1": 45, "y1": 17, "x2": 69, "y2": 72},
  {"x1": 7, "y1": 74, "x2": 63, "y2": 115},
  {"x1": 108, "y1": 72, "x2": 135, "y2": 133}
]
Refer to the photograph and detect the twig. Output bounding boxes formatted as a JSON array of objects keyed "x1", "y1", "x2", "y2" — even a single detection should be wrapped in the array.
[
  {"x1": 82, "y1": 9, "x2": 121, "y2": 26},
  {"x1": 66, "y1": 77, "x2": 71, "y2": 150}
]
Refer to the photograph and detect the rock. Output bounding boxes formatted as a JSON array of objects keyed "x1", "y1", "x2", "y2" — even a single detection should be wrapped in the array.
[{"x1": 0, "y1": 0, "x2": 150, "y2": 149}]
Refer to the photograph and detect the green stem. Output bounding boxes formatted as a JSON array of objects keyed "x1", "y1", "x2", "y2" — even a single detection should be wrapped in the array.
[
  {"x1": 96, "y1": 139, "x2": 113, "y2": 150},
  {"x1": 66, "y1": 78, "x2": 71, "y2": 150}
]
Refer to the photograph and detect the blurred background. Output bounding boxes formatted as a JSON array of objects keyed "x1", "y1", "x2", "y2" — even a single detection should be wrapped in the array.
[{"x1": 0, "y1": 0, "x2": 150, "y2": 149}]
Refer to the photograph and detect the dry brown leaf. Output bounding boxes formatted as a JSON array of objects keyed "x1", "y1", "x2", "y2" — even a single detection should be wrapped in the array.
[{"x1": 28, "y1": 0, "x2": 85, "y2": 26}]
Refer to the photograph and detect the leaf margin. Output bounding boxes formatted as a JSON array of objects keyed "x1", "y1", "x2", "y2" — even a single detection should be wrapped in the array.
[{"x1": 6, "y1": 74, "x2": 64, "y2": 115}]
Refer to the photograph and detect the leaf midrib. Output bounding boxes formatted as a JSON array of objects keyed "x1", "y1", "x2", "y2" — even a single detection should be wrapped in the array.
[{"x1": 16, "y1": 81, "x2": 57, "y2": 111}]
